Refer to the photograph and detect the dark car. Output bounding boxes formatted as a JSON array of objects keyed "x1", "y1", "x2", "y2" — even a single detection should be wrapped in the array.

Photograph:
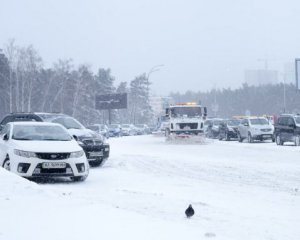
[
  {"x1": 218, "y1": 119, "x2": 241, "y2": 141},
  {"x1": 205, "y1": 118, "x2": 223, "y2": 139},
  {"x1": 0, "y1": 112, "x2": 110, "y2": 167},
  {"x1": 274, "y1": 114, "x2": 300, "y2": 146}
]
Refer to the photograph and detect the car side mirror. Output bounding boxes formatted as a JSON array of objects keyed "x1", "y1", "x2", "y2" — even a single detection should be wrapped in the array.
[
  {"x1": 3, "y1": 134, "x2": 9, "y2": 141},
  {"x1": 72, "y1": 135, "x2": 78, "y2": 141}
]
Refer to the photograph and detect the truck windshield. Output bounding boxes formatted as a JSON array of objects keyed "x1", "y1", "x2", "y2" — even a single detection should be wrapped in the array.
[{"x1": 171, "y1": 107, "x2": 202, "y2": 117}]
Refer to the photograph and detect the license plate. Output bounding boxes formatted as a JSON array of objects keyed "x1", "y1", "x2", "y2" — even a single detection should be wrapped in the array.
[
  {"x1": 42, "y1": 162, "x2": 66, "y2": 168},
  {"x1": 89, "y1": 151, "x2": 103, "y2": 157}
]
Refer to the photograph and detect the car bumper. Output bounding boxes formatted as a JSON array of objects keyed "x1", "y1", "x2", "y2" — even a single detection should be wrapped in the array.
[
  {"x1": 81, "y1": 144, "x2": 110, "y2": 162},
  {"x1": 10, "y1": 155, "x2": 89, "y2": 178}
]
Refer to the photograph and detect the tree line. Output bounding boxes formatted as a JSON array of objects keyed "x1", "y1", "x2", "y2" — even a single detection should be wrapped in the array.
[
  {"x1": 170, "y1": 83, "x2": 300, "y2": 118},
  {"x1": 0, "y1": 40, "x2": 154, "y2": 125}
]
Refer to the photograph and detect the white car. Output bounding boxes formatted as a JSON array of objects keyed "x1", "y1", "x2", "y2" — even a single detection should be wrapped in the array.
[
  {"x1": 237, "y1": 117, "x2": 275, "y2": 143},
  {"x1": 0, "y1": 122, "x2": 89, "y2": 181}
]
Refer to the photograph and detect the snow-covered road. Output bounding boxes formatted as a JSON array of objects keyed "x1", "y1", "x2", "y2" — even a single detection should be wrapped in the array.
[{"x1": 1, "y1": 135, "x2": 299, "y2": 240}]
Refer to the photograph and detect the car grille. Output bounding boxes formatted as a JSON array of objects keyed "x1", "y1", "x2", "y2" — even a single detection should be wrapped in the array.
[
  {"x1": 177, "y1": 123, "x2": 198, "y2": 130},
  {"x1": 261, "y1": 129, "x2": 272, "y2": 132},
  {"x1": 36, "y1": 153, "x2": 70, "y2": 160},
  {"x1": 82, "y1": 139, "x2": 103, "y2": 146}
]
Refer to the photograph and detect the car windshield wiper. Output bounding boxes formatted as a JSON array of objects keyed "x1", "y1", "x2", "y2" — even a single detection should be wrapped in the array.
[{"x1": 43, "y1": 138, "x2": 70, "y2": 141}]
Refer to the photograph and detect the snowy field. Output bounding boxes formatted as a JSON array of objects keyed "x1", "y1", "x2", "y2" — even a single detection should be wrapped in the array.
[{"x1": 0, "y1": 135, "x2": 299, "y2": 240}]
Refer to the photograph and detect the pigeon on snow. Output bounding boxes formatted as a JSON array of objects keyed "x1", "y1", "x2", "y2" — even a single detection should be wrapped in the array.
[{"x1": 185, "y1": 204, "x2": 194, "y2": 218}]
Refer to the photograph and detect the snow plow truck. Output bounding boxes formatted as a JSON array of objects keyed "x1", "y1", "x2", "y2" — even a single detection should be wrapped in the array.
[{"x1": 165, "y1": 102, "x2": 207, "y2": 143}]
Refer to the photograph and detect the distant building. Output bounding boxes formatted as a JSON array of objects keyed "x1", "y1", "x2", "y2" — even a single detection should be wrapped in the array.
[
  {"x1": 283, "y1": 62, "x2": 295, "y2": 84},
  {"x1": 244, "y1": 69, "x2": 278, "y2": 86}
]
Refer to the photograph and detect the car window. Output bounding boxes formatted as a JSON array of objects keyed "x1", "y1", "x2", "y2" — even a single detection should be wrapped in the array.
[
  {"x1": 287, "y1": 118, "x2": 295, "y2": 126},
  {"x1": 0, "y1": 124, "x2": 10, "y2": 136},
  {"x1": 278, "y1": 117, "x2": 288, "y2": 126},
  {"x1": 250, "y1": 118, "x2": 269, "y2": 125},
  {"x1": 87, "y1": 126, "x2": 98, "y2": 131},
  {"x1": 295, "y1": 116, "x2": 300, "y2": 124},
  {"x1": 51, "y1": 117, "x2": 84, "y2": 129}
]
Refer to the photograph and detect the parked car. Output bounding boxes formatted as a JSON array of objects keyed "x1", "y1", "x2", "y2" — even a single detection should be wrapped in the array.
[
  {"x1": 218, "y1": 119, "x2": 241, "y2": 141},
  {"x1": 0, "y1": 122, "x2": 89, "y2": 181},
  {"x1": 108, "y1": 124, "x2": 122, "y2": 137},
  {"x1": 237, "y1": 117, "x2": 274, "y2": 143},
  {"x1": 135, "y1": 124, "x2": 150, "y2": 135},
  {"x1": 205, "y1": 118, "x2": 223, "y2": 138},
  {"x1": 87, "y1": 124, "x2": 109, "y2": 138},
  {"x1": 121, "y1": 124, "x2": 137, "y2": 136},
  {"x1": 0, "y1": 113, "x2": 110, "y2": 167},
  {"x1": 274, "y1": 114, "x2": 300, "y2": 146}
]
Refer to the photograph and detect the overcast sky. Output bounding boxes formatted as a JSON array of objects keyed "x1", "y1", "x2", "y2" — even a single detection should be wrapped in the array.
[{"x1": 1, "y1": 0, "x2": 300, "y2": 95}]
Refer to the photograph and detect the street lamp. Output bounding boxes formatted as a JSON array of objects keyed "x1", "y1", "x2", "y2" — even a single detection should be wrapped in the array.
[{"x1": 146, "y1": 64, "x2": 164, "y2": 93}]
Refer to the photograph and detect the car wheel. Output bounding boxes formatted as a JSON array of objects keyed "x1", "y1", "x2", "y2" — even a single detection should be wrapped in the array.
[
  {"x1": 71, "y1": 175, "x2": 87, "y2": 182},
  {"x1": 276, "y1": 135, "x2": 283, "y2": 146},
  {"x1": 225, "y1": 132, "x2": 230, "y2": 141},
  {"x1": 238, "y1": 133, "x2": 243, "y2": 142},
  {"x1": 248, "y1": 132, "x2": 253, "y2": 143},
  {"x1": 89, "y1": 158, "x2": 104, "y2": 167},
  {"x1": 294, "y1": 135, "x2": 300, "y2": 146},
  {"x1": 2, "y1": 157, "x2": 10, "y2": 171}
]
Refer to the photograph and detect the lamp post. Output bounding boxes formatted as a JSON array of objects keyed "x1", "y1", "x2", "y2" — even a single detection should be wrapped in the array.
[{"x1": 146, "y1": 64, "x2": 164, "y2": 93}]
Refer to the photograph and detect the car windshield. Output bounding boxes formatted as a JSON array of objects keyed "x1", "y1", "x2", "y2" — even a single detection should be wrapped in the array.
[
  {"x1": 250, "y1": 118, "x2": 269, "y2": 125},
  {"x1": 227, "y1": 120, "x2": 240, "y2": 126},
  {"x1": 122, "y1": 124, "x2": 131, "y2": 128},
  {"x1": 213, "y1": 120, "x2": 222, "y2": 125},
  {"x1": 295, "y1": 116, "x2": 300, "y2": 124},
  {"x1": 171, "y1": 107, "x2": 202, "y2": 117},
  {"x1": 12, "y1": 125, "x2": 72, "y2": 141},
  {"x1": 51, "y1": 117, "x2": 84, "y2": 129}
]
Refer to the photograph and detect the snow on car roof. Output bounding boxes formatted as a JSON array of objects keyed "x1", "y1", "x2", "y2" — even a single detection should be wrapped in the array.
[{"x1": 10, "y1": 122, "x2": 62, "y2": 127}]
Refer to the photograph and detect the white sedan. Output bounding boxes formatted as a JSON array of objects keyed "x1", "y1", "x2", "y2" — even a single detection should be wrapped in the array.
[{"x1": 0, "y1": 122, "x2": 89, "y2": 181}]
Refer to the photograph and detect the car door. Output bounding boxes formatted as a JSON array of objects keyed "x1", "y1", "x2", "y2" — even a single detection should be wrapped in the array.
[
  {"x1": 286, "y1": 117, "x2": 296, "y2": 141},
  {"x1": 240, "y1": 119, "x2": 248, "y2": 138}
]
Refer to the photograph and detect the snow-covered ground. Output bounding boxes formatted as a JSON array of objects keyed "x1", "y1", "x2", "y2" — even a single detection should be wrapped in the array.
[{"x1": 0, "y1": 136, "x2": 299, "y2": 240}]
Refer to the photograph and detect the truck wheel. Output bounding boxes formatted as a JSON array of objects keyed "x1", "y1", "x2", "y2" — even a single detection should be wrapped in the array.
[
  {"x1": 294, "y1": 135, "x2": 300, "y2": 146},
  {"x1": 276, "y1": 135, "x2": 283, "y2": 146},
  {"x1": 248, "y1": 133, "x2": 253, "y2": 143}
]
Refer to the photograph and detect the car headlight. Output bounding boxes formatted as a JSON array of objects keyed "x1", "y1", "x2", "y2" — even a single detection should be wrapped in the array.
[
  {"x1": 14, "y1": 149, "x2": 37, "y2": 158},
  {"x1": 70, "y1": 150, "x2": 85, "y2": 158}
]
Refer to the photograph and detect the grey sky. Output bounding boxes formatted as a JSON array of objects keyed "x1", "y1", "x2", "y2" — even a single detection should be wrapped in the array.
[{"x1": 1, "y1": 0, "x2": 300, "y2": 95}]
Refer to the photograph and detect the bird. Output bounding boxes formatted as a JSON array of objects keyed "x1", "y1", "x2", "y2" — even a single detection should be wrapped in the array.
[{"x1": 185, "y1": 204, "x2": 195, "y2": 218}]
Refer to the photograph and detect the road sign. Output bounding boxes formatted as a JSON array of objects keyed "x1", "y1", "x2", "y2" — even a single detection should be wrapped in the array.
[{"x1": 95, "y1": 93, "x2": 127, "y2": 110}]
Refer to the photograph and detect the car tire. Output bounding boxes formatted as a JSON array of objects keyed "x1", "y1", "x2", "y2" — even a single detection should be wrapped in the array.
[
  {"x1": 248, "y1": 132, "x2": 253, "y2": 143},
  {"x1": 89, "y1": 158, "x2": 104, "y2": 167},
  {"x1": 2, "y1": 157, "x2": 10, "y2": 171},
  {"x1": 238, "y1": 133, "x2": 243, "y2": 142},
  {"x1": 294, "y1": 135, "x2": 300, "y2": 146},
  {"x1": 276, "y1": 134, "x2": 283, "y2": 146},
  {"x1": 71, "y1": 175, "x2": 87, "y2": 182},
  {"x1": 225, "y1": 132, "x2": 230, "y2": 141}
]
